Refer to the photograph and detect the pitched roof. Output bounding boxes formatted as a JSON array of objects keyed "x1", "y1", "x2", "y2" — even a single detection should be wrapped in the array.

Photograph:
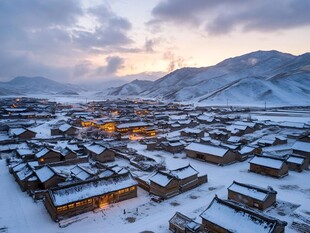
[
  {"x1": 49, "y1": 173, "x2": 137, "y2": 206},
  {"x1": 169, "y1": 212, "x2": 201, "y2": 231},
  {"x1": 116, "y1": 121, "x2": 149, "y2": 129},
  {"x1": 249, "y1": 156, "x2": 286, "y2": 169},
  {"x1": 85, "y1": 144, "x2": 106, "y2": 155},
  {"x1": 35, "y1": 166, "x2": 55, "y2": 183},
  {"x1": 169, "y1": 164, "x2": 198, "y2": 180},
  {"x1": 200, "y1": 196, "x2": 286, "y2": 233},
  {"x1": 292, "y1": 141, "x2": 310, "y2": 153},
  {"x1": 228, "y1": 181, "x2": 277, "y2": 201},
  {"x1": 287, "y1": 155, "x2": 307, "y2": 165},
  {"x1": 185, "y1": 142, "x2": 228, "y2": 157},
  {"x1": 149, "y1": 171, "x2": 175, "y2": 187}
]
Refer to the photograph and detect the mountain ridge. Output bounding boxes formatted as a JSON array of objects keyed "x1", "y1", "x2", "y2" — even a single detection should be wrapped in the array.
[
  {"x1": 104, "y1": 50, "x2": 310, "y2": 106},
  {"x1": 0, "y1": 76, "x2": 84, "y2": 95}
]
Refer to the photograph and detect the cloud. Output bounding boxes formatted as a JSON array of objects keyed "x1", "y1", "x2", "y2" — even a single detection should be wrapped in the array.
[
  {"x1": 105, "y1": 56, "x2": 125, "y2": 74},
  {"x1": 96, "y1": 56, "x2": 125, "y2": 76},
  {"x1": 0, "y1": 1, "x2": 135, "y2": 81},
  {"x1": 145, "y1": 38, "x2": 160, "y2": 52},
  {"x1": 74, "y1": 4, "x2": 133, "y2": 49},
  {"x1": 150, "y1": 0, "x2": 310, "y2": 35}
]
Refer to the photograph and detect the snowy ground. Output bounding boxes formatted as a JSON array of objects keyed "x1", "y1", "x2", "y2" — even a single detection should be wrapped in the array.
[{"x1": 0, "y1": 145, "x2": 309, "y2": 233}]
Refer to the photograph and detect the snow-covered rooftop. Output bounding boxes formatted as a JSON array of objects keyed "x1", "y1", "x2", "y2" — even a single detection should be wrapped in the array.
[
  {"x1": 149, "y1": 171, "x2": 173, "y2": 187},
  {"x1": 292, "y1": 141, "x2": 310, "y2": 153},
  {"x1": 85, "y1": 144, "x2": 106, "y2": 155},
  {"x1": 116, "y1": 122, "x2": 149, "y2": 129},
  {"x1": 287, "y1": 155, "x2": 306, "y2": 165},
  {"x1": 169, "y1": 165, "x2": 198, "y2": 180},
  {"x1": 35, "y1": 166, "x2": 55, "y2": 183},
  {"x1": 50, "y1": 174, "x2": 137, "y2": 206},
  {"x1": 228, "y1": 182, "x2": 274, "y2": 201},
  {"x1": 59, "y1": 124, "x2": 72, "y2": 132},
  {"x1": 10, "y1": 128, "x2": 26, "y2": 136},
  {"x1": 249, "y1": 156, "x2": 285, "y2": 169},
  {"x1": 35, "y1": 148, "x2": 50, "y2": 158},
  {"x1": 185, "y1": 142, "x2": 228, "y2": 157},
  {"x1": 200, "y1": 198, "x2": 280, "y2": 233}
]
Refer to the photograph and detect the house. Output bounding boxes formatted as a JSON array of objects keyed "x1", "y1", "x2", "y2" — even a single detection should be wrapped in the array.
[
  {"x1": 60, "y1": 148, "x2": 78, "y2": 161},
  {"x1": 141, "y1": 165, "x2": 207, "y2": 199},
  {"x1": 10, "y1": 127, "x2": 36, "y2": 139},
  {"x1": 149, "y1": 171, "x2": 179, "y2": 198},
  {"x1": 181, "y1": 128, "x2": 204, "y2": 138},
  {"x1": 197, "y1": 115, "x2": 215, "y2": 124},
  {"x1": 35, "y1": 148, "x2": 61, "y2": 164},
  {"x1": 200, "y1": 196, "x2": 287, "y2": 233},
  {"x1": 85, "y1": 144, "x2": 115, "y2": 163},
  {"x1": 14, "y1": 163, "x2": 39, "y2": 191},
  {"x1": 169, "y1": 164, "x2": 201, "y2": 192},
  {"x1": 208, "y1": 130, "x2": 228, "y2": 141},
  {"x1": 44, "y1": 173, "x2": 137, "y2": 221},
  {"x1": 169, "y1": 212, "x2": 202, "y2": 233},
  {"x1": 185, "y1": 142, "x2": 236, "y2": 165},
  {"x1": 298, "y1": 134, "x2": 310, "y2": 143},
  {"x1": 292, "y1": 141, "x2": 310, "y2": 158},
  {"x1": 161, "y1": 140, "x2": 184, "y2": 153},
  {"x1": 227, "y1": 181, "x2": 277, "y2": 210},
  {"x1": 15, "y1": 148, "x2": 35, "y2": 161},
  {"x1": 226, "y1": 124, "x2": 253, "y2": 136},
  {"x1": 286, "y1": 155, "x2": 309, "y2": 172},
  {"x1": 234, "y1": 121, "x2": 258, "y2": 130},
  {"x1": 59, "y1": 123, "x2": 78, "y2": 136},
  {"x1": 145, "y1": 140, "x2": 157, "y2": 150},
  {"x1": 249, "y1": 155, "x2": 289, "y2": 178},
  {"x1": 238, "y1": 145, "x2": 261, "y2": 161},
  {"x1": 169, "y1": 164, "x2": 208, "y2": 192},
  {"x1": 35, "y1": 166, "x2": 66, "y2": 189},
  {"x1": 51, "y1": 123, "x2": 78, "y2": 136},
  {"x1": 115, "y1": 121, "x2": 150, "y2": 134}
]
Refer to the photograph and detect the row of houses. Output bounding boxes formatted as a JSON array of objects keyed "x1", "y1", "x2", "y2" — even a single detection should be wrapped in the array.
[{"x1": 169, "y1": 181, "x2": 286, "y2": 233}]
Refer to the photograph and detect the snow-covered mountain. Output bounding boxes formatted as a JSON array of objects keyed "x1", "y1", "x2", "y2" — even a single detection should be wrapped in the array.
[
  {"x1": 102, "y1": 79, "x2": 153, "y2": 97},
  {"x1": 105, "y1": 50, "x2": 310, "y2": 106},
  {"x1": 0, "y1": 76, "x2": 84, "y2": 95}
]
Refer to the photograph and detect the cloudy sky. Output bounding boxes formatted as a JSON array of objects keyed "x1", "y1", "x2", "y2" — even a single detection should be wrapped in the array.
[{"x1": 1, "y1": 0, "x2": 310, "y2": 84}]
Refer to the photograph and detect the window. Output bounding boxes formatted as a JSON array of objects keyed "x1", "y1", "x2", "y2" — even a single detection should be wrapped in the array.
[
  {"x1": 57, "y1": 205, "x2": 68, "y2": 212},
  {"x1": 68, "y1": 204, "x2": 74, "y2": 209},
  {"x1": 87, "y1": 199, "x2": 92, "y2": 204},
  {"x1": 81, "y1": 200, "x2": 88, "y2": 205},
  {"x1": 130, "y1": 186, "x2": 136, "y2": 191}
]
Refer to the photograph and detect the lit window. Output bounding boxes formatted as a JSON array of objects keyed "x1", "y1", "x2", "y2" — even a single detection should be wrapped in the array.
[{"x1": 68, "y1": 204, "x2": 74, "y2": 209}]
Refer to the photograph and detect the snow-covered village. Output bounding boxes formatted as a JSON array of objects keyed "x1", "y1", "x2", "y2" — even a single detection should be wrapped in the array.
[
  {"x1": 1, "y1": 1, "x2": 310, "y2": 233},
  {"x1": 0, "y1": 97, "x2": 309, "y2": 233}
]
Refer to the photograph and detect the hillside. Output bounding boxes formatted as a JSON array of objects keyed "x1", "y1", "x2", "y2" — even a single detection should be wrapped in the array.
[
  {"x1": 105, "y1": 50, "x2": 310, "y2": 106},
  {"x1": 0, "y1": 76, "x2": 84, "y2": 95}
]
